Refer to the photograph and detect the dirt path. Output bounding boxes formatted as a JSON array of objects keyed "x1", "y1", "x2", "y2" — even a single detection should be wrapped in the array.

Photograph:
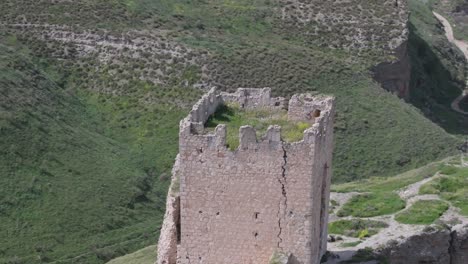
[
  {"x1": 433, "y1": 12, "x2": 468, "y2": 115},
  {"x1": 397, "y1": 174, "x2": 438, "y2": 200},
  {"x1": 433, "y1": 12, "x2": 468, "y2": 59},
  {"x1": 451, "y1": 91, "x2": 468, "y2": 115},
  {"x1": 326, "y1": 166, "x2": 468, "y2": 263}
]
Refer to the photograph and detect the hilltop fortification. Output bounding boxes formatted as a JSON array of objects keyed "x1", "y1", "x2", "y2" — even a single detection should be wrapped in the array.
[{"x1": 157, "y1": 88, "x2": 335, "y2": 264}]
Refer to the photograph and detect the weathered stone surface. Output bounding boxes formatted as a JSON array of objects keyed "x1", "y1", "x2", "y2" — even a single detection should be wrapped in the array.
[
  {"x1": 382, "y1": 228, "x2": 451, "y2": 263},
  {"x1": 158, "y1": 88, "x2": 335, "y2": 264},
  {"x1": 220, "y1": 88, "x2": 286, "y2": 109},
  {"x1": 451, "y1": 225, "x2": 468, "y2": 264},
  {"x1": 378, "y1": 224, "x2": 468, "y2": 264},
  {"x1": 156, "y1": 156, "x2": 181, "y2": 264}
]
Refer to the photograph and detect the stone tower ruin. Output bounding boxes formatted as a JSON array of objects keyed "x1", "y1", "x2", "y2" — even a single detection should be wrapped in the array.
[{"x1": 157, "y1": 88, "x2": 335, "y2": 264}]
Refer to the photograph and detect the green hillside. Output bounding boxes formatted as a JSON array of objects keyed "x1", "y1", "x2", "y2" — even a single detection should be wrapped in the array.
[
  {"x1": 328, "y1": 156, "x2": 468, "y2": 255},
  {"x1": 0, "y1": 0, "x2": 466, "y2": 263},
  {"x1": 409, "y1": 0, "x2": 467, "y2": 134},
  {"x1": 106, "y1": 246, "x2": 156, "y2": 264},
  {"x1": 433, "y1": 0, "x2": 468, "y2": 41},
  {"x1": 0, "y1": 37, "x2": 194, "y2": 263}
]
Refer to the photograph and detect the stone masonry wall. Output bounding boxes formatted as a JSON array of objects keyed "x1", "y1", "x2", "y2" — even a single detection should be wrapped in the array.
[
  {"x1": 157, "y1": 88, "x2": 335, "y2": 264},
  {"x1": 220, "y1": 88, "x2": 286, "y2": 109},
  {"x1": 157, "y1": 155, "x2": 181, "y2": 264}
]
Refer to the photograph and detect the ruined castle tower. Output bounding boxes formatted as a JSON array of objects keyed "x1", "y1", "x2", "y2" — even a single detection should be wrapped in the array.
[{"x1": 157, "y1": 88, "x2": 335, "y2": 264}]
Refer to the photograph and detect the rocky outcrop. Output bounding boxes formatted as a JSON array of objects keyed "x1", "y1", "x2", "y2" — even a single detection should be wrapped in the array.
[
  {"x1": 450, "y1": 225, "x2": 468, "y2": 264},
  {"x1": 372, "y1": 41, "x2": 411, "y2": 99},
  {"x1": 379, "y1": 224, "x2": 468, "y2": 264}
]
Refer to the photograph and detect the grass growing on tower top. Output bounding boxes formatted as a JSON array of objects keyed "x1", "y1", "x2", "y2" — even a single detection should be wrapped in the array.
[{"x1": 205, "y1": 103, "x2": 310, "y2": 150}]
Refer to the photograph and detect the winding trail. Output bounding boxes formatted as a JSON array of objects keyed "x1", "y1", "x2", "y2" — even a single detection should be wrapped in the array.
[
  {"x1": 326, "y1": 163, "x2": 468, "y2": 264},
  {"x1": 433, "y1": 12, "x2": 468, "y2": 115}
]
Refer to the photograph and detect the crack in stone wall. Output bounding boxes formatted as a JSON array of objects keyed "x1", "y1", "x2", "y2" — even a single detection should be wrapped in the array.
[
  {"x1": 318, "y1": 165, "x2": 328, "y2": 258},
  {"x1": 276, "y1": 146, "x2": 288, "y2": 250},
  {"x1": 157, "y1": 88, "x2": 335, "y2": 264},
  {"x1": 450, "y1": 229, "x2": 456, "y2": 264}
]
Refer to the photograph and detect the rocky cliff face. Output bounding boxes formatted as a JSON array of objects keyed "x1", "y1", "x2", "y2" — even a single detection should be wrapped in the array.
[
  {"x1": 379, "y1": 224, "x2": 468, "y2": 264},
  {"x1": 372, "y1": 41, "x2": 411, "y2": 99},
  {"x1": 451, "y1": 225, "x2": 468, "y2": 264}
]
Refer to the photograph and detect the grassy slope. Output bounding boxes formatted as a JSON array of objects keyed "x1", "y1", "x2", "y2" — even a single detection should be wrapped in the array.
[
  {"x1": 328, "y1": 219, "x2": 388, "y2": 239},
  {"x1": 433, "y1": 0, "x2": 468, "y2": 41},
  {"x1": 106, "y1": 245, "x2": 156, "y2": 264},
  {"x1": 395, "y1": 200, "x2": 449, "y2": 224},
  {"x1": 409, "y1": 0, "x2": 467, "y2": 134},
  {"x1": 420, "y1": 165, "x2": 468, "y2": 215},
  {"x1": 0, "y1": 36, "x2": 194, "y2": 263},
  {"x1": 0, "y1": 0, "x2": 461, "y2": 180},
  {"x1": 0, "y1": 0, "x2": 465, "y2": 263},
  {"x1": 333, "y1": 157, "x2": 468, "y2": 219},
  {"x1": 332, "y1": 161, "x2": 440, "y2": 218}
]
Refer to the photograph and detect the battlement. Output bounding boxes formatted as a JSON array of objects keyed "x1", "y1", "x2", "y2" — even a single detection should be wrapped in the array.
[
  {"x1": 158, "y1": 87, "x2": 335, "y2": 264},
  {"x1": 179, "y1": 87, "x2": 334, "y2": 153}
]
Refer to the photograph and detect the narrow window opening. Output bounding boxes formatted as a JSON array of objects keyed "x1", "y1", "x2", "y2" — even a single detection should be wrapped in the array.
[
  {"x1": 176, "y1": 218, "x2": 181, "y2": 244},
  {"x1": 176, "y1": 197, "x2": 181, "y2": 244},
  {"x1": 254, "y1": 212, "x2": 260, "y2": 219}
]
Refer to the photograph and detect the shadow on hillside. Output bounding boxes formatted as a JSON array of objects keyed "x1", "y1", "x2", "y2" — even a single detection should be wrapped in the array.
[{"x1": 408, "y1": 21, "x2": 468, "y2": 135}]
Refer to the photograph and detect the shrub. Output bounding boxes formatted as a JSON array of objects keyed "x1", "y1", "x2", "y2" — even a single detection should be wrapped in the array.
[
  {"x1": 328, "y1": 219, "x2": 388, "y2": 238},
  {"x1": 395, "y1": 200, "x2": 449, "y2": 225},
  {"x1": 337, "y1": 192, "x2": 406, "y2": 217},
  {"x1": 439, "y1": 165, "x2": 458, "y2": 175}
]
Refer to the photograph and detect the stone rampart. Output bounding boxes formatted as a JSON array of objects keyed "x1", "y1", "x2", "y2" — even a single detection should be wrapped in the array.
[
  {"x1": 157, "y1": 88, "x2": 335, "y2": 264},
  {"x1": 220, "y1": 88, "x2": 286, "y2": 109},
  {"x1": 183, "y1": 87, "x2": 285, "y2": 135}
]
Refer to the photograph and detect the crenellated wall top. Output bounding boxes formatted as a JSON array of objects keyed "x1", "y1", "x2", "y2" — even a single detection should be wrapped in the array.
[{"x1": 179, "y1": 87, "x2": 335, "y2": 152}]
